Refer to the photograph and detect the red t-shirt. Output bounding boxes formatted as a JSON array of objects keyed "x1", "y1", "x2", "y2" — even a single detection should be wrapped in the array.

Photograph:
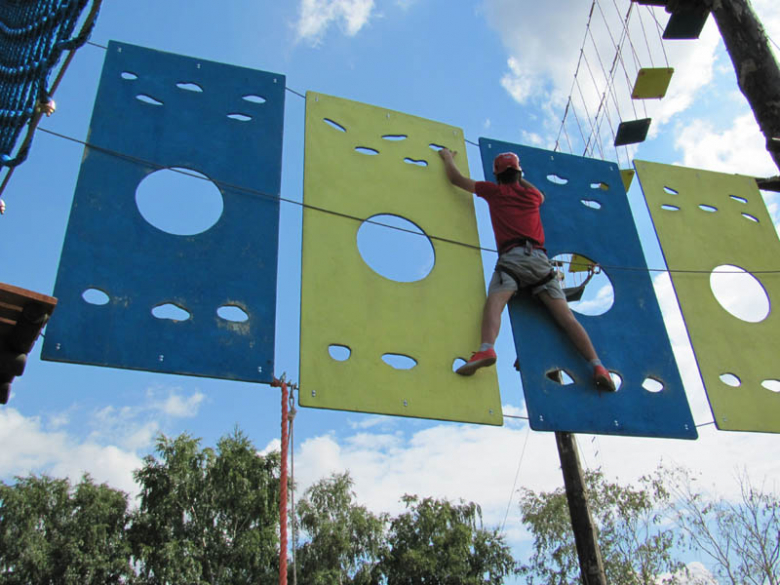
[{"x1": 474, "y1": 181, "x2": 545, "y2": 254}]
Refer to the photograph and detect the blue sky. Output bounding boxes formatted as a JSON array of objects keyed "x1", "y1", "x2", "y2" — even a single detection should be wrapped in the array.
[{"x1": 2, "y1": 1, "x2": 780, "y2": 580}]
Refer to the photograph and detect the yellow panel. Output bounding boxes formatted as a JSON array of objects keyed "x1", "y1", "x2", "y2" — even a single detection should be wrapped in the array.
[
  {"x1": 631, "y1": 67, "x2": 674, "y2": 99},
  {"x1": 300, "y1": 92, "x2": 502, "y2": 425},
  {"x1": 620, "y1": 169, "x2": 635, "y2": 191},
  {"x1": 568, "y1": 254, "x2": 592, "y2": 273},
  {"x1": 635, "y1": 160, "x2": 780, "y2": 433}
]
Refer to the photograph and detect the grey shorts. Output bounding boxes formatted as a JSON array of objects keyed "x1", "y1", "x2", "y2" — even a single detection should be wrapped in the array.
[{"x1": 488, "y1": 247, "x2": 566, "y2": 300}]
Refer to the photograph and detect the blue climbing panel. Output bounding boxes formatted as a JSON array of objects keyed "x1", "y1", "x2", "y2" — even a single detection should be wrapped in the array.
[
  {"x1": 479, "y1": 139, "x2": 696, "y2": 439},
  {"x1": 41, "y1": 42, "x2": 284, "y2": 384}
]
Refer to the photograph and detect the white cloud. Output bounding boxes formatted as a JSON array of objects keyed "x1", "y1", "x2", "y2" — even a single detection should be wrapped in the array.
[
  {"x1": 0, "y1": 408, "x2": 142, "y2": 496},
  {"x1": 151, "y1": 388, "x2": 206, "y2": 418},
  {"x1": 295, "y1": 0, "x2": 376, "y2": 46},
  {"x1": 259, "y1": 438, "x2": 282, "y2": 457},
  {"x1": 674, "y1": 113, "x2": 777, "y2": 177},
  {"x1": 0, "y1": 387, "x2": 207, "y2": 497}
]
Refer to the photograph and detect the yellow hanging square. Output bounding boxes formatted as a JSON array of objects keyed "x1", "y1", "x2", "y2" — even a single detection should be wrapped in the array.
[{"x1": 631, "y1": 67, "x2": 674, "y2": 100}]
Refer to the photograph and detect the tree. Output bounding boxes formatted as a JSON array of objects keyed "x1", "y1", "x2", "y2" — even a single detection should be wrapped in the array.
[
  {"x1": 129, "y1": 429, "x2": 281, "y2": 585},
  {"x1": 0, "y1": 474, "x2": 133, "y2": 585},
  {"x1": 294, "y1": 472, "x2": 387, "y2": 584},
  {"x1": 378, "y1": 495, "x2": 515, "y2": 585},
  {"x1": 665, "y1": 466, "x2": 780, "y2": 585},
  {"x1": 517, "y1": 468, "x2": 686, "y2": 585}
]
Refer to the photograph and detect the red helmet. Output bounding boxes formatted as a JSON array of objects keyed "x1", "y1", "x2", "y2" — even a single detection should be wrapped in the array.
[{"x1": 493, "y1": 152, "x2": 522, "y2": 176}]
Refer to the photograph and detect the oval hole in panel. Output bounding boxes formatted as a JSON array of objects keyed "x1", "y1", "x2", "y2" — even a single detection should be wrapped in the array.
[
  {"x1": 121, "y1": 71, "x2": 138, "y2": 80},
  {"x1": 382, "y1": 134, "x2": 407, "y2": 141},
  {"x1": 355, "y1": 146, "x2": 379, "y2": 155},
  {"x1": 761, "y1": 379, "x2": 780, "y2": 393},
  {"x1": 136, "y1": 167, "x2": 224, "y2": 236},
  {"x1": 546, "y1": 174, "x2": 568, "y2": 185},
  {"x1": 742, "y1": 213, "x2": 759, "y2": 223},
  {"x1": 550, "y1": 253, "x2": 614, "y2": 316},
  {"x1": 581, "y1": 199, "x2": 602, "y2": 210},
  {"x1": 323, "y1": 118, "x2": 346, "y2": 132},
  {"x1": 404, "y1": 157, "x2": 428, "y2": 167},
  {"x1": 711, "y1": 265, "x2": 769, "y2": 323},
  {"x1": 699, "y1": 204, "x2": 717, "y2": 212},
  {"x1": 547, "y1": 369, "x2": 575, "y2": 385},
  {"x1": 82, "y1": 288, "x2": 109, "y2": 305},
  {"x1": 730, "y1": 195, "x2": 747, "y2": 204},
  {"x1": 152, "y1": 303, "x2": 191, "y2": 321},
  {"x1": 590, "y1": 182, "x2": 609, "y2": 190},
  {"x1": 357, "y1": 215, "x2": 434, "y2": 282},
  {"x1": 452, "y1": 358, "x2": 467, "y2": 373},
  {"x1": 329, "y1": 344, "x2": 351, "y2": 361},
  {"x1": 136, "y1": 94, "x2": 163, "y2": 106},
  {"x1": 609, "y1": 372, "x2": 623, "y2": 392},
  {"x1": 382, "y1": 353, "x2": 418, "y2": 370},
  {"x1": 227, "y1": 113, "x2": 252, "y2": 121},
  {"x1": 176, "y1": 82, "x2": 203, "y2": 92},
  {"x1": 720, "y1": 373, "x2": 741, "y2": 387},
  {"x1": 429, "y1": 143, "x2": 444, "y2": 151},
  {"x1": 663, "y1": 186, "x2": 679, "y2": 195},
  {"x1": 217, "y1": 305, "x2": 249, "y2": 322},
  {"x1": 242, "y1": 94, "x2": 266, "y2": 104},
  {"x1": 661, "y1": 204, "x2": 680, "y2": 211},
  {"x1": 641, "y1": 377, "x2": 664, "y2": 393}
]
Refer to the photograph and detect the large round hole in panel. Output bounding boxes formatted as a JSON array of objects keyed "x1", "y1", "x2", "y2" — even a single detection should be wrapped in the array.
[
  {"x1": 136, "y1": 167, "x2": 224, "y2": 236},
  {"x1": 357, "y1": 215, "x2": 434, "y2": 282},
  {"x1": 710, "y1": 265, "x2": 769, "y2": 323},
  {"x1": 550, "y1": 253, "x2": 614, "y2": 316}
]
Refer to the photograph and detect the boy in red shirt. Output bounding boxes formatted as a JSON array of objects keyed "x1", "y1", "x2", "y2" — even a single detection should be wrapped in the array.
[{"x1": 439, "y1": 148, "x2": 615, "y2": 391}]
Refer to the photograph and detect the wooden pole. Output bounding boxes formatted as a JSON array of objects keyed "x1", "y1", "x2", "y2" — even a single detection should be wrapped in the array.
[
  {"x1": 709, "y1": 0, "x2": 780, "y2": 173},
  {"x1": 555, "y1": 431, "x2": 607, "y2": 585}
]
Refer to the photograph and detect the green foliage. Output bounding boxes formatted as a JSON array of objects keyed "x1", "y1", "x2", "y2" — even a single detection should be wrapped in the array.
[
  {"x1": 129, "y1": 429, "x2": 281, "y2": 585},
  {"x1": 665, "y1": 466, "x2": 780, "y2": 585},
  {"x1": 377, "y1": 495, "x2": 515, "y2": 585},
  {"x1": 517, "y1": 468, "x2": 685, "y2": 585},
  {"x1": 295, "y1": 472, "x2": 387, "y2": 584},
  {"x1": 0, "y1": 474, "x2": 133, "y2": 585}
]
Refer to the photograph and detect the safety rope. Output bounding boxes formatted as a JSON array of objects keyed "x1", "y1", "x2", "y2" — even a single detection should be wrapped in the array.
[
  {"x1": 288, "y1": 387, "x2": 298, "y2": 585},
  {"x1": 272, "y1": 376, "x2": 290, "y2": 585}
]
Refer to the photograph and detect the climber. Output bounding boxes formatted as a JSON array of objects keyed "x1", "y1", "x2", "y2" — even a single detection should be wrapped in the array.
[{"x1": 438, "y1": 148, "x2": 615, "y2": 391}]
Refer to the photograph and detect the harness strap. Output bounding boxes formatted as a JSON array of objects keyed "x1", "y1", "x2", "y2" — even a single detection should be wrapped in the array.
[{"x1": 495, "y1": 257, "x2": 556, "y2": 292}]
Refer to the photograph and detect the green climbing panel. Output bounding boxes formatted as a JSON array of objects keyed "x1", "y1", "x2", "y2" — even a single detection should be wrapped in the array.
[
  {"x1": 299, "y1": 92, "x2": 502, "y2": 425},
  {"x1": 636, "y1": 160, "x2": 780, "y2": 433}
]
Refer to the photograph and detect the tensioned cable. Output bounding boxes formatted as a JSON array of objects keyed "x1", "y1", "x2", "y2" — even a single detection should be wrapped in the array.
[
  {"x1": 645, "y1": 6, "x2": 671, "y2": 68},
  {"x1": 500, "y1": 423, "x2": 531, "y2": 534},
  {"x1": 593, "y1": 0, "x2": 638, "y2": 121},
  {"x1": 610, "y1": 0, "x2": 643, "y2": 70},
  {"x1": 554, "y1": 0, "x2": 598, "y2": 154},
  {"x1": 37, "y1": 43, "x2": 780, "y2": 276},
  {"x1": 36, "y1": 125, "x2": 780, "y2": 276}
]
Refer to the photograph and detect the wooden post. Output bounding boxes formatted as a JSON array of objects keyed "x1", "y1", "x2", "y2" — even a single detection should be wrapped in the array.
[{"x1": 555, "y1": 431, "x2": 607, "y2": 585}]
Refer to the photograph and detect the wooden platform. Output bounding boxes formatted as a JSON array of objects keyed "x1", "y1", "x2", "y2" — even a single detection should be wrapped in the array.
[{"x1": 0, "y1": 283, "x2": 57, "y2": 404}]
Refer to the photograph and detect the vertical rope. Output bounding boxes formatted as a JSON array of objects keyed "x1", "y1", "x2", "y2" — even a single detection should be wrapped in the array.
[
  {"x1": 289, "y1": 389, "x2": 298, "y2": 585},
  {"x1": 279, "y1": 380, "x2": 289, "y2": 585}
]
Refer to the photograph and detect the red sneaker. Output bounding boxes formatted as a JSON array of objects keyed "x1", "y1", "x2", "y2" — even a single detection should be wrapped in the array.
[
  {"x1": 456, "y1": 348, "x2": 497, "y2": 376},
  {"x1": 593, "y1": 365, "x2": 616, "y2": 391}
]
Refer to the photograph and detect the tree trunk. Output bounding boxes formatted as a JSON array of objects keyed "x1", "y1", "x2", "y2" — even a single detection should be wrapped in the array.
[{"x1": 709, "y1": 0, "x2": 780, "y2": 172}]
